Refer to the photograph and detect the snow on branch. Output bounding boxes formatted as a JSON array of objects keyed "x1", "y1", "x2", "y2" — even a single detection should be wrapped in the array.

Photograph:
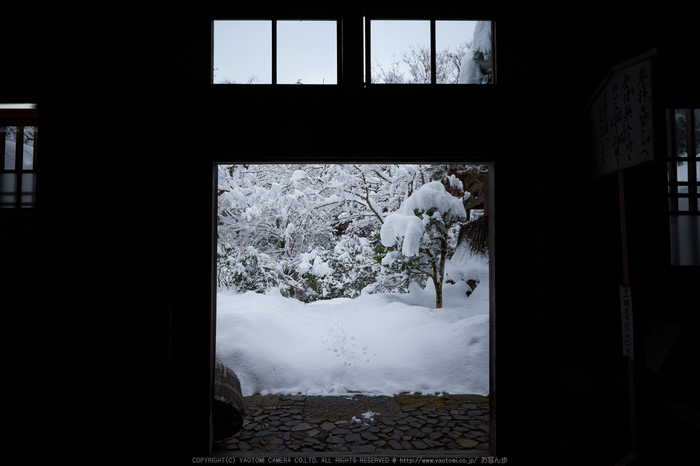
[
  {"x1": 380, "y1": 181, "x2": 466, "y2": 257},
  {"x1": 400, "y1": 181, "x2": 467, "y2": 219},
  {"x1": 381, "y1": 214, "x2": 425, "y2": 257}
]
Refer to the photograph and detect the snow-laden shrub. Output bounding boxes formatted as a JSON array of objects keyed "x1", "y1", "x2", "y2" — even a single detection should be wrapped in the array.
[
  {"x1": 328, "y1": 234, "x2": 385, "y2": 298},
  {"x1": 216, "y1": 244, "x2": 284, "y2": 293},
  {"x1": 289, "y1": 234, "x2": 385, "y2": 302}
]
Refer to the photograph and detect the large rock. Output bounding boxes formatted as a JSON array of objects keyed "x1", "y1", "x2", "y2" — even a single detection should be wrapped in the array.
[
  {"x1": 456, "y1": 438, "x2": 479, "y2": 448},
  {"x1": 290, "y1": 422, "x2": 313, "y2": 432}
]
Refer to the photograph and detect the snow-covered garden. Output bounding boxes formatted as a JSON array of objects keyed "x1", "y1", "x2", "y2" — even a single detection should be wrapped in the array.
[{"x1": 215, "y1": 164, "x2": 490, "y2": 397}]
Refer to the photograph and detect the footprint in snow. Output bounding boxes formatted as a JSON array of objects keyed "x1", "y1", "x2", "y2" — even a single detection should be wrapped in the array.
[{"x1": 319, "y1": 314, "x2": 370, "y2": 365}]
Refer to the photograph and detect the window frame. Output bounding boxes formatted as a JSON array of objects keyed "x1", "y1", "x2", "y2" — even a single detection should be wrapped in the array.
[
  {"x1": 210, "y1": 16, "x2": 496, "y2": 88},
  {"x1": 666, "y1": 108, "x2": 698, "y2": 213},
  {"x1": 206, "y1": 9, "x2": 499, "y2": 459},
  {"x1": 211, "y1": 17, "x2": 343, "y2": 86},
  {"x1": 364, "y1": 16, "x2": 496, "y2": 86},
  {"x1": 210, "y1": 160, "x2": 497, "y2": 459},
  {"x1": 1, "y1": 107, "x2": 39, "y2": 209},
  {"x1": 666, "y1": 108, "x2": 699, "y2": 266}
]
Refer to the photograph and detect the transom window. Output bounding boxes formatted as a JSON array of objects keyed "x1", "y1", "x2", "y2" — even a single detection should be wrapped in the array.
[
  {"x1": 366, "y1": 19, "x2": 494, "y2": 85},
  {"x1": 212, "y1": 19, "x2": 339, "y2": 85},
  {"x1": 211, "y1": 18, "x2": 495, "y2": 86}
]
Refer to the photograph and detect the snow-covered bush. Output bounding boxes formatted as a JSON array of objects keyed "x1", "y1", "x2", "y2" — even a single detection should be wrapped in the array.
[
  {"x1": 287, "y1": 232, "x2": 386, "y2": 302},
  {"x1": 216, "y1": 244, "x2": 285, "y2": 293}
]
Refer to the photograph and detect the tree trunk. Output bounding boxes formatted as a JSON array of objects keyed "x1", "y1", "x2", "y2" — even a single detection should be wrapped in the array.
[
  {"x1": 433, "y1": 245, "x2": 447, "y2": 309},
  {"x1": 434, "y1": 275, "x2": 443, "y2": 309}
]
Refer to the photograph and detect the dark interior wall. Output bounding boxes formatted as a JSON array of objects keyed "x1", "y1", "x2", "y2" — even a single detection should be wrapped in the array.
[{"x1": 3, "y1": 3, "x2": 698, "y2": 464}]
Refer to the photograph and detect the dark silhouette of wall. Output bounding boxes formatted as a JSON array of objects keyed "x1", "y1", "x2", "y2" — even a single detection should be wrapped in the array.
[{"x1": 2, "y1": 3, "x2": 698, "y2": 464}]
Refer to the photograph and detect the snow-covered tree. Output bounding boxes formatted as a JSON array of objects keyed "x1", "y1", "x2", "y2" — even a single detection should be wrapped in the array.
[
  {"x1": 217, "y1": 164, "x2": 338, "y2": 260},
  {"x1": 380, "y1": 181, "x2": 467, "y2": 308},
  {"x1": 458, "y1": 21, "x2": 493, "y2": 84},
  {"x1": 371, "y1": 43, "x2": 470, "y2": 84},
  {"x1": 216, "y1": 164, "x2": 335, "y2": 295},
  {"x1": 213, "y1": 67, "x2": 261, "y2": 84},
  {"x1": 216, "y1": 164, "x2": 409, "y2": 296},
  {"x1": 217, "y1": 164, "x2": 483, "y2": 303}
]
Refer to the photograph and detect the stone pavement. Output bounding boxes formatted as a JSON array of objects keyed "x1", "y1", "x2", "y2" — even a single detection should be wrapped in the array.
[{"x1": 214, "y1": 393, "x2": 490, "y2": 455}]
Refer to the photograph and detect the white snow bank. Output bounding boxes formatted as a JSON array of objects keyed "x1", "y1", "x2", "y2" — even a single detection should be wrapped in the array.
[{"x1": 216, "y1": 283, "x2": 489, "y2": 397}]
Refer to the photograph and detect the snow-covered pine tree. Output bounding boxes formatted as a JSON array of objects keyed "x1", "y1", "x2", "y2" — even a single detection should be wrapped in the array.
[
  {"x1": 458, "y1": 21, "x2": 493, "y2": 84},
  {"x1": 380, "y1": 181, "x2": 467, "y2": 308}
]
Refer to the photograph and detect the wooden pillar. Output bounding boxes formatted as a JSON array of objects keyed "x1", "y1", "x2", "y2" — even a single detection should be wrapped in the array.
[{"x1": 616, "y1": 170, "x2": 638, "y2": 466}]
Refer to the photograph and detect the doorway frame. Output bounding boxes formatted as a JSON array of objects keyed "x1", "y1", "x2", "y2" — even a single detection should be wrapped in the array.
[{"x1": 208, "y1": 160, "x2": 497, "y2": 458}]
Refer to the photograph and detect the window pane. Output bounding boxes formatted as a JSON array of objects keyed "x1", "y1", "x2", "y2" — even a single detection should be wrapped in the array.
[
  {"x1": 18, "y1": 173, "x2": 35, "y2": 207},
  {"x1": 3, "y1": 126, "x2": 15, "y2": 169},
  {"x1": 0, "y1": 195, "x2": 14, "y2": 207},
  {"x1": 371, "y1": 20, "x2": 430, "y2": 84},
  {"x1": 213, "y1": 21, "x2": 271, "y2": 84},
  {"x1": 277, "y1": 20, "x2": 337, "y2": 84},
  {"x1": 696, "y1": 109, "x2": 700, "y2": 156},
  {"x1": 674, "y1": 109, "x2": 689, "y2": 157},
  {"x1": 436, "y1": 20, "x2": 492, "y2": 84},
  {"x1": 21, "y1": 173, "x2": 36, "y2": 194},
  {"x1": 670, "y1": 215, "x2": 700, "y2": 266},
  {"x1": 21, "y1": 194, "x2": 34, "y2": 207},
  {"x1": 0, "y1": 173, "x2": 16, "y2": 208},
  {"x1": 2, "y1": 126, "x2": 35, "y2": 170},
  {"x1": 1, "y1": 173, "x2": 15, "y2": 192},
  {"x1": 679, "y1": 186, "x2": 689, "y2": 211},
  {"x1": 23, "y1": 126, "x2": 34, "y2": 169},
  {"x1": 436, "y1": 21, "x2": 474, "y2": 84}
]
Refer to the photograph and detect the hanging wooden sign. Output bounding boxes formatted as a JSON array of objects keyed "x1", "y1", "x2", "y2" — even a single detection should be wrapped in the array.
[{"x1": 588, "y1": 50, "x2": 656, "y2": 178}]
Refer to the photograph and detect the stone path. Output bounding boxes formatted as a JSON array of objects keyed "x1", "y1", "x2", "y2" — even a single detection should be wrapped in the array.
[{"x1": 214, "y1": 393, "x2": 489, "y2": 455}]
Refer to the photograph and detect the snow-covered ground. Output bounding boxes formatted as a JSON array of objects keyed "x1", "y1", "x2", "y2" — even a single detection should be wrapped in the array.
[{"x1": 216, "y1": 246, "x2": 489, "y2": 397}]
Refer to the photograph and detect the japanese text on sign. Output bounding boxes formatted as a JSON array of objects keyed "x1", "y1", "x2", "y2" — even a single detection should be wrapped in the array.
[
  {"x1": 591, "y1": 60, "x2": 653, "y2": 177},
  {"x1": 620, "y1": 285, "x2": 634, "y2": 360}
]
